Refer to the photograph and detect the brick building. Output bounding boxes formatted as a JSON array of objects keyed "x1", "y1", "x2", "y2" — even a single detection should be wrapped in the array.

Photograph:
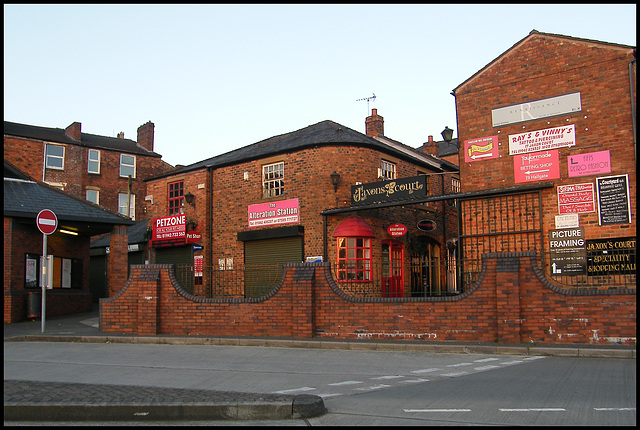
[
  {"x1": 4, "y1": 161, "x2": 133, "y2": 323},
  {"x1": 452, "y1": 30, "x2": 636, "y2": 290},
  {"x1": 4, "y1": 120, "x2": 174, "y2": 222},
  {"x1": 143, "y1": 111, "x2": 460, "y2": 299}
]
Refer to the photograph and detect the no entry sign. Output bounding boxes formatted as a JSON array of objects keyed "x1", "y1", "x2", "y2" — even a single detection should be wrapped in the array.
[{"x1": 36, "y1": 209, "x2": 58, "y2": 235}]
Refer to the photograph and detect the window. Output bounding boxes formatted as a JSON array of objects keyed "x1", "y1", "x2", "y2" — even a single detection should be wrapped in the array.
[
  {"x1": 86, "y1": 189, "x2": 99, "y2": 204},
  {"x1": 25, "y1": 253, "x2": 82, "y2": 289},
  {"x1": 336, "y1": 237, "x2": 372, "y2": 282},
  {"x1": 118, "y1": 192, "x2": 135, "y2": 219},
  {"x1": 45, "y1": 144, "x2": 65, "y2": 169},
  {"x1": 263, "y1": 162, "x2": 284, "y2": 198},
  {"x1": 168, "y1": 181, "x2": 184, "y2": 215},
  {"x1": 380, "y1": 160, "x2": 396, "y2": 180},
  {"x1": 88, "y1": 149, "x2": 100, "y2": 174},
  {"x1": 119, "y1": 154, "x2": 136, "y2": 178}
]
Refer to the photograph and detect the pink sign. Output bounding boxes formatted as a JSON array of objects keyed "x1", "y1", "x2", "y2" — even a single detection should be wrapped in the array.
[
  {"x1": 557, "y1": 183, "x2": 595, "y2": 214},
  {"x1": 387, "y1": 223, "x2": 407, "y2": 237},
  {"x1": 464, "y1": 135, "x2": 499, "y2": 162},
  {"x1": 514, "y1": 150, "x2": 560, "y2": 183},
  {"x1": 568, "y1": 150, "x2": 611, "y2": 177},
  {"x1": 248, "y1": 198, "x2": 299, "y2": 228}
]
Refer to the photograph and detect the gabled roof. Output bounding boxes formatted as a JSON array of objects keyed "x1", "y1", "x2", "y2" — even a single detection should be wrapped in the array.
[
  {"x1": 4, "y1": 164, "x2": 135, "y2": 236},
  {"x1": 453, "y1": 30, "x2": 636, "y2": 94},
  {"x1": 4, "y1": 120, "x2": 162, "y2": 157},
  {"x1": 151, "y1": 119, "x2": 457, "y2": 180}
]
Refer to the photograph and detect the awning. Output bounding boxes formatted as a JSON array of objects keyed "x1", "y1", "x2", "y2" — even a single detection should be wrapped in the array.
[{"x1": 332, "y1": 217, "x2": 375, "y2": 238}]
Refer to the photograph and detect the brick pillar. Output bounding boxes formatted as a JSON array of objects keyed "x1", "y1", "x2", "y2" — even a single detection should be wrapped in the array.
[
  {"x1": 108, "y1": 225, "x2": 129, "y2": 297},
  {"x1": 495, "y1": 255, "x2": 522, "y2": 344},
  {"x1": 137, "y1": 266, "x2": 160, "y2": 336},
  {"x1": 291, "y1": 264, "x2": 315, "y2": 338}
]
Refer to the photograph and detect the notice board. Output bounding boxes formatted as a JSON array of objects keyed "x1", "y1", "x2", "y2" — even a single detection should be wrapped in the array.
[{"x1": 596, "y1": 174, "x2": 631, "y2": 225}]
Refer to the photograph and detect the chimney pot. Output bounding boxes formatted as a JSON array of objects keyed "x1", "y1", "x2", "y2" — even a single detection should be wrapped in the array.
[
  {"x1": 428, "y1": 135, "x2": 433, "y2": 142},
  {"x1": 365, "y1": 109, "x2": 384, "y2": 137},
  {"x1": 117, "y1": 132, "x2": 125, "y2": 139}
]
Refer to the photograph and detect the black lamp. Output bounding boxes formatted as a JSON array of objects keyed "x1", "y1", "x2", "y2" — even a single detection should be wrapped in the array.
[
  {"x1": 441, "y1": 126, "x2": 454, "y2": 142},
  {"x1": 330, "y1": 172, "x2": 340, "y2": 192},
  {"x1": 184, "y1": 192, "x2": 195, "y2": 207}
]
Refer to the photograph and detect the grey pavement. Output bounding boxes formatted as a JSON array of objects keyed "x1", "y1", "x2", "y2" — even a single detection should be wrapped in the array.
[{"x1": 4, "y1": 306, "x2": 635, "y2": 422}]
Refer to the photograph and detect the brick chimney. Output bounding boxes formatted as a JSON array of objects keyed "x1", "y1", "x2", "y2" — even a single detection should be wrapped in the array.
[
  {"x1": 365, "y1": 109, "x2": 384, "y2": 137},
  {"x1": 65, "y1": 122, "x2": 81, "y2": 141},
  {"x1": 422, "y1": 135, "x2": 438, "y2": 155},
  {"x1": 117, "y1": 131, "x2": 125, "y2": 139},
  {"x1": 137, "y1": 121, "x2": 154, "y2": 152}
]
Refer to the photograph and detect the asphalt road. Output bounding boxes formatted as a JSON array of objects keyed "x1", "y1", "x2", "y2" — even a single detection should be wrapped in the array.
[{"x1": 4, "y1": 341, "x2": 636, "y2": 426}]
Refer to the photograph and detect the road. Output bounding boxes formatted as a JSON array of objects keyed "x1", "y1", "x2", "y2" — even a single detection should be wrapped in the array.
[{"x1": 4, "y1": 342, "x2": 636, "y2": 426}]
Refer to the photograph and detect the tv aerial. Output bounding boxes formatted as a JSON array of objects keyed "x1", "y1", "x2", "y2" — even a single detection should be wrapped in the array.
[{"x1": 356, "y1": 93, "x2": 376, "y2": 114}]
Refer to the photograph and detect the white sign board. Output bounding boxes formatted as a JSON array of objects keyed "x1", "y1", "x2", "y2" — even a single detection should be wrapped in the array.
[{"x1": 509, "y1": 124, "x2": 576, "y2": 155}]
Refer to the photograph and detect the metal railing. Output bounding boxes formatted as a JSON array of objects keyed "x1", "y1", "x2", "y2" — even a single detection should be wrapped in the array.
[{"x1": 174, "y1": 264, "x2": 283, "y2": 298}]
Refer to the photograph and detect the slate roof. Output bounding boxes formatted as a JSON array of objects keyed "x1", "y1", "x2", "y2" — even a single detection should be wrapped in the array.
[
  {"x1": 4, "y1": 173, "x2": 135, "y2": 236},
  {"x1": 4, "y1": 120, "x2": 162, "y2": 158},
  {"x1": 90, "y1": 220, "x2": 149, "y2": 248},
  {"x1": 151, "y1": 120, "x2": 458, "y2": 180}
]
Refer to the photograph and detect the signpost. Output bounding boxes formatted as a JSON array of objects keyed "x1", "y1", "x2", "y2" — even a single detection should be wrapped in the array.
[{"x1": 36, "y1": 209, "x2": 58, "y2": 333}]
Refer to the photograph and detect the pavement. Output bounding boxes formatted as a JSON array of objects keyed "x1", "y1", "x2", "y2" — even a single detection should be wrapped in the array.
[{"x1": 4, "y1": 306, "x2": 635, "y2": 422}]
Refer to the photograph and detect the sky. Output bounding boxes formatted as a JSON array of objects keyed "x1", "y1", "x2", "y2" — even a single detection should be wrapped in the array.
[{"x1": 4, "y1": 4, "x2": 637, "y2": 167}]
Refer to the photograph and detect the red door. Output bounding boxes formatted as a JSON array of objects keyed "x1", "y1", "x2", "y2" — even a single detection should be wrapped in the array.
[{"x1": 382, "y1": 241, "x2": 404, "y2": 297}]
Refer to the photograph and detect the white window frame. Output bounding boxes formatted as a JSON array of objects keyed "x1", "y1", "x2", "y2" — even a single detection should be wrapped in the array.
[
  {"x1": 118, "y1": 192, "x2": 136, "y2": 220},
  {"x1": 262, "y1": 161, "x2": 284, "y2": 198},
  {"x1": 86, "y1": 189, "x2": 99, "y2": 204},
  {"x1": 380, "y1": 159, "x2": 396, "y2": 180},
  {"x1": 45, "y1": 144, "x2": 65, "y2": 170},
  {"x1": 88, "y1": 149, "x2": 101, "y2": 174},
  {"x1": 119, "y1": 154, "x2": 136, "y2": 178}
]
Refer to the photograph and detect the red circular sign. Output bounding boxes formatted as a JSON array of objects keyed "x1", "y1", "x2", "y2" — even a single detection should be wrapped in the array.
[
  {"x1": 387, "y1": 223, "x2": 407, "y2": 237},
  {"x1": 36, "y1": 209, "x2": 58, "y2": 235}
]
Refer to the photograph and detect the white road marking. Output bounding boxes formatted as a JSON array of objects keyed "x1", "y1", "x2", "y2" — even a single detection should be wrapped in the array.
[
  {"x1": 441, "y1": 372, "x2": 468, "y2": 377},
  {"x1": 328, "y1": 380, "x2": 363, "y2": 386},
  {"x1": 371, "y1": 375, "x2": 404, "y2": 380},
  {"x1": 475, "y1": 365, "x2": 500, "y2": 371},
  {"x1": 355, "y1": 384, "x2": 390, "y2": 391},
  {"x1": 474, "y1": 357, "x2": 500, "y2": 363},
  {"x1": 594, "y1": 407, "x2": 636, "y2": 411},
  {"x1": 522, "y1": 356, "x2": 546, "y2": 361},
  {"x1": 405, "y1": 409, "x2": 472, "y2": 413},
  {"x1": 501, "y1": 360, "x2": 524, "y2": 365},
  {"x1": 273, "y1": 386, "x2": 316, "y2": 394},
  {"x1": 411, "y1": 368, "x2": 440, "y2": 374},
  {"x1": 447, "y1": 362, "x2": 473, "y2": 367},
  {"x1": 499, "y1": 408, "x2": 565, "y2": 412},
  {"x1": 399, "y1": 378, "x2": 430, "y2": 384}
]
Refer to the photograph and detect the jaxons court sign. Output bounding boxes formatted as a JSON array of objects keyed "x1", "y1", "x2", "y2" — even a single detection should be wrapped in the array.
[{"x1": 351, "y1": 175, "x2": 427, "y2": 206}]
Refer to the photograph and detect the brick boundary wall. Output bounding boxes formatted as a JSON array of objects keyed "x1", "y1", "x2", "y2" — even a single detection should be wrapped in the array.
[{"x1": 100, "y1": 254, "x2": 636, "y2": 345}]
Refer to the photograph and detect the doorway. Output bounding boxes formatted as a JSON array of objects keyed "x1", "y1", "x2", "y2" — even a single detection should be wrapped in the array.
[
  {"x1": 382, "y1": 240, "x2": 404, "y2": 297},
  {"x1": 409, "y1": 236, "x2": 442, "y2": 297}
]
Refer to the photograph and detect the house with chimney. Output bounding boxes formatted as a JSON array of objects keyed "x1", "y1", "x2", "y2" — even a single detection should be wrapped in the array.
[{"x1": 4, "y1": 120, "x2": 174, "y2": 222}]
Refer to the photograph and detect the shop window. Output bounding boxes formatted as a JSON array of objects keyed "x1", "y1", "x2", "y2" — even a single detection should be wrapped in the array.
[
  {"x1": 119, "y1": 154, "x2": 136, "y2": 178},
  {"x1": 118, "y1": 192, "x2": 136, "y2": 219},
  {"x1": 380, "y1": 159, "x2": 396, "y2": 180},
  {"x1": 24, "y1": 253, "x2": 82, "y2": 289},
  {"x1": 86, "y1": 189, "x2": 99, "y2": 204},
  {"x1": 336, "y1": 237, "x2": 372, "y2": 282},
  {"x1": 45, "y1": 144, "x2": 65, "y2": 169},
  {"x1": 88, "y1": 149, "x2": 100, "y2": 174},
  {"x1": 168, "y1": 180, "x2": 184, "y2": 215},
  {"x1": 263, "y1": 162, "x2": 284, "y2": 198}
]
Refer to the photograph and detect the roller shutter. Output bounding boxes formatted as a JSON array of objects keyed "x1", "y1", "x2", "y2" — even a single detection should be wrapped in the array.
[
  {"x1": 244, "y1": 236, "x2": 303, "y2": 297},
  {"x1": 156, "y1": 245, "x2": 193, "y2": 293}
]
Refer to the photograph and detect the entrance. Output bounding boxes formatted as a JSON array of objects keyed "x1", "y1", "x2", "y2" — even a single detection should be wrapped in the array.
[
  {"x1": 382, "y1": 240, "x2": 404, "y2": 297},
  {"x1": 409, "y1": 236, "x2": 442, "y2": 297}
]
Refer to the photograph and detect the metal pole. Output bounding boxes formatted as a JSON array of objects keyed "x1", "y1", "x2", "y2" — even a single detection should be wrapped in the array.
[{"x1": 41, "y1": 233, "x2": 47, "y2": 333}]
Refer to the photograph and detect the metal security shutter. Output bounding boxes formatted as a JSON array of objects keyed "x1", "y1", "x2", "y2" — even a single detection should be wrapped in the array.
[
  {"x1": 156, "y1": 246, "x2": 193, "y2": 293},
  {"x1": 244, "y1": 237, "x2": 303, "y2": 297}
]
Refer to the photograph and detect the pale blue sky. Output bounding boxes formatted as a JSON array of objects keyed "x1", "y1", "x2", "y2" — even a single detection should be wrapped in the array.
[{"x1": 4, "y1": 4, "x2": 636, "y2": 166}]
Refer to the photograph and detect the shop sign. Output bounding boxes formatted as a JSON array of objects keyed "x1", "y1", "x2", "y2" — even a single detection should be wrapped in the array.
[
  {"x1": 596, "y1": 174, "x2": 631, "y2": 225},
  {"x1": 557, "y1": 183, "x2": 595, "y2": 214},
  {"x1": 492, "y1": 92, "x2": 581, "y2": 127},
  {"x1": 555, "y1": 213, "x2": 579, "y2": 229},
  {"x1": 351, "y1": 175, "x2": 427, "y2": 206},
  {"x1": 192, "y1": 244, "x2": 204, "y2": 252},
  {"x1": 186, "y1": 231, "x2": 202, "y2": 243},
  {"x1": 464, "y1": 135, "x2": 499, "y2": 162},
  {"x1": 387, "y1": 223, "x2": 407, "y2": 237},
  {"x1": 153, "y1": 214, "x2": 186, "y2": 241},
  {"x1": 549, "y1": 227, "x2": 586, "y2": 276},
  {"x1": 509, "y1": 124, "x2": 575, "y2": 155},
  {"x1": 587, "y1": 237, "x2": 636, "y2": 276},
  {"x1": 248, "y1": 198, "x2": 299, "y2": 228},
  {"x1": 417, "y1": 219, "x2": 437, "y2": 231},
  {"x1": 513, "y1": 150, "x2": 560, "y2": 183},
  {"x1": 568, "y1": 150, "x2": 611, "y2": 178}
]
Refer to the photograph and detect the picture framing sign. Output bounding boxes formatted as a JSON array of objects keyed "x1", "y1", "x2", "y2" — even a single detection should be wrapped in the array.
[
  {"x1": 509, "y1": 124, "x2": 576, "y2": 155},
  {"x1": 549, "y1": 227, "x2": 586, "y2": 276},
  {"x1": 596, "y1": 174, "x2": 631, "y2": 225},
  {"x1": 557, "y1": 183, "x2": 595, "y2": 214}
]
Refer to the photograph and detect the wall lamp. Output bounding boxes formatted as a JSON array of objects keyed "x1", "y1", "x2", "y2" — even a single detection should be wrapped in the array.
[
  {"x1": 441, "y1": 126, "x2": 454, "y2": 142},
  {"x1": 184, "y1": 192, "x2": 195, "y2": 207},
  {"x1": 60, "y1": 229, "x2": 78, "y2": 236},
  {"x1": 330, "y1": 171, "x2": 341, "y2": 192}
]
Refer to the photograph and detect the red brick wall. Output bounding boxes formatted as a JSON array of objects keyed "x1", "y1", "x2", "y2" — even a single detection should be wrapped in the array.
[{"x1": 101, "y1": 258, "x2": 635, "y2": 345}]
